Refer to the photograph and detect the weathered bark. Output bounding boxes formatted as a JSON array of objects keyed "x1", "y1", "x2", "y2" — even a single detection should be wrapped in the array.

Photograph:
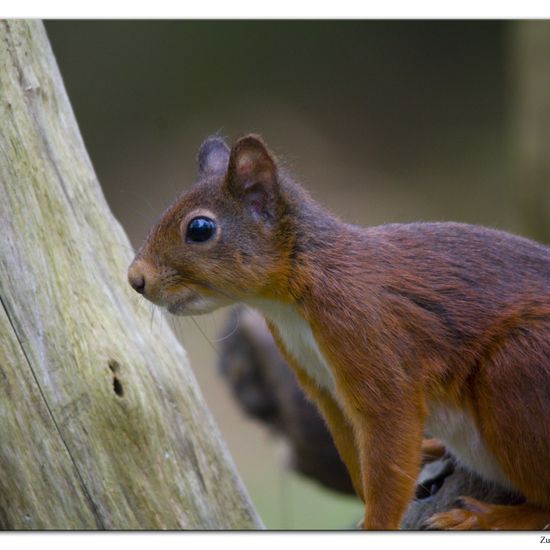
[
  {"x1": 0, "y1": 19, "x2": 262, "y2": 530},
  {"x1": 218, "y1": 306, "x2": 517, "y2": 530}
]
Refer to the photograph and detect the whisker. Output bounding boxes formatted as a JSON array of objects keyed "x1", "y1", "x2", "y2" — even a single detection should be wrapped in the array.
[
  {"x1": 169, "y1": 314, "x2": 187, "y2": 341},
  {"x1": 190, "y1": 316, "x2": 220, "y2": 357},
  {"x1": 213, "y1": 308, "x2": 241, "y2": 343},
  {"x1": 168, "y1": 314, "x2": 178, "y2": 336},
  {"x1": 175, "y1": 315, "x2": 186, "y2": 335},
  {"x1": 212, "y1": 310, "x2": 218, "y2": 335}
]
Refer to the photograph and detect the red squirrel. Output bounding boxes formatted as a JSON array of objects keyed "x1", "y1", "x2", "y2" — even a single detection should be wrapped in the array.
[{"x1": 128, "y1": 134, "x2": 550, "y2": 530}]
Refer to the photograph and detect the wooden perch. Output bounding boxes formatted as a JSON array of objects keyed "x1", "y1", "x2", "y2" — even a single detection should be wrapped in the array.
[{"x1": 0, "y1": 19, "x2": 261, "y2": 530}]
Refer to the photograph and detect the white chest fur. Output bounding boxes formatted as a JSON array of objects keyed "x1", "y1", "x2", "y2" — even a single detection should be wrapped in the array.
[
  {"x1": 248, "y1": 300, "x2": 336, "y2": 393},
  {"x1": 425, "y1": 403, "x2": 512, "y2": 489}
]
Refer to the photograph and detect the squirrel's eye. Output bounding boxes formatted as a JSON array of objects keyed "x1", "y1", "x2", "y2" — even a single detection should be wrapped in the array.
[{"x1": 186, "y1": 216, "x2": 216, "y2": 243}]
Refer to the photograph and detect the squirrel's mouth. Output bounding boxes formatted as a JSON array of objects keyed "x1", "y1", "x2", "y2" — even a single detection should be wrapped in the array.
[
  {"x1": 167, "y1": 293, "x2": 200, "y2": 315},
  {"x1": 167, "y1": 292, "x2": 228, "y2": 316}
]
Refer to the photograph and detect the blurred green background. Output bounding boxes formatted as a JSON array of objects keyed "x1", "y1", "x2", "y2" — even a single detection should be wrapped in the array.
[{"x1": 45, "y1": 20, "x2": 550, "y2": 529}]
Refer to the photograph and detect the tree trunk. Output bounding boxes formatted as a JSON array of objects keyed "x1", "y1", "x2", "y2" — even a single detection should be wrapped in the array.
[{"x1": 0, "y1": 19, "x2": 262, "y2": 530}]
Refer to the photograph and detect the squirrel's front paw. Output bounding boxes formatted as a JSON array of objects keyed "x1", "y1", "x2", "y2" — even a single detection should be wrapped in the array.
[
  {"x1": 425, "y1": 497, "x2": 550, "y2": 530},
  {"x1": 423, "y1": 496, "x2": 488, "y2": 530}
]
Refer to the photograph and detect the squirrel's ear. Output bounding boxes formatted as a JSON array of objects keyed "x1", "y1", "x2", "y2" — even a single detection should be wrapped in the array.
[
  {"x1": 197, "y1": 136, "x2": 230, "y2": 175},
  {"x1": 226, "y1": 135, "x2": 279, "y2": 222}
]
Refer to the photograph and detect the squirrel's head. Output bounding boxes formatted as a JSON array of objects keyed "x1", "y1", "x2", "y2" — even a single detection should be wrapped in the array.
[{"x1": 128, "y1": 134, "x2": 295, "y2": 315}]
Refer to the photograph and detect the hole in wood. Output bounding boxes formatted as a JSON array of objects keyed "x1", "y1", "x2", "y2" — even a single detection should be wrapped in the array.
[
  {"x1": 108, "y1": 360, "x2": 120, "y2": 373},
  {"x1": 108, "y1": 360, "x2": 124, "y2": 397},
  {"x1": 113, "y1": 376, "x2": 124, "y2": 397}
]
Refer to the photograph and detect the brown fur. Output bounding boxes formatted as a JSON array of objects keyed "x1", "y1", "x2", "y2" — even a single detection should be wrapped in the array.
[{"x1": 128, "y1": 134, "x2": 550, "y2": 530}]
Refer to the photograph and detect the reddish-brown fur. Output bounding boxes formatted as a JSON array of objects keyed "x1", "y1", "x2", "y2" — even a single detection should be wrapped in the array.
[{"x1": 128, "y1": 134, "x2": 550, "y2": 530}]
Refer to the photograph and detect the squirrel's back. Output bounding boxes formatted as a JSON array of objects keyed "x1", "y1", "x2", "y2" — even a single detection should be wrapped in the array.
[
  {"x1": 364, "y1": 221, "x2": 550, "y2": 322},
  {"x1": 370, "y1": 221, "x2": 550, "y2": 281},
  {"x1": 328, "y1": 220, "x2": 550, "y2": 313}
]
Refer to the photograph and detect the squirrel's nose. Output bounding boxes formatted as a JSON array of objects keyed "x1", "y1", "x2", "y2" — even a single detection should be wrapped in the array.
[
  {"x1": 129, "y1": 273, "x2": 145, "y2": 294},
  {"x1": 128, "y1": 261, "x2": 146, "y2": 295}
]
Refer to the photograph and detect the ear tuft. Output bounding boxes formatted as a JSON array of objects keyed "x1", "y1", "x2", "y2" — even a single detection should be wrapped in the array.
[
  {"x1": 197, "y1": 136, "x2": 230, "y2": 175},
  {"x1": 226, "y1": 135, "x2": 279, "y2": 221},
  {"x1": 228, "y1": 135, "x2": 276, "y2": 183}
]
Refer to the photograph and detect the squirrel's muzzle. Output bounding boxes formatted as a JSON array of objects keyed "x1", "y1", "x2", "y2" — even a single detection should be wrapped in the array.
[
  {"x1": 128, "y1": 270, "x2": 145, "y2": 294},
  {"x1": 128, "y1": 258, "x2": 155, "y2": 299}
]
